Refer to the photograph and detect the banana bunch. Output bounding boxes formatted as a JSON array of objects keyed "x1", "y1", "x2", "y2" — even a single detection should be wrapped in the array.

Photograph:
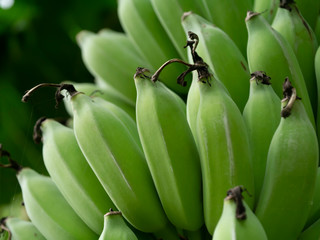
[{"x1": 1, "y1": 0, "x2": 320, "y2": 239}]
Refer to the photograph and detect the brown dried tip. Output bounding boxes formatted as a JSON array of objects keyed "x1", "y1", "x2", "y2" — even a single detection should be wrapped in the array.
[
  {"x1": 226, "y1": 186, "x2": 247, "y2": 220},
  {"x1": 33, "y1": 117, "x2": 47, "y2": 144},
  {"x1": 181, "y1": 11, "x2": 192, "y2": 21},
  {"x1": 280, "y1": 0, "x2": 295, "y2": 10},
  {"x1": 134, "y1": 67, "x2": 151, "y2": 79},
  {"x1": 106, "y1": 208, "x2": 122, "y2": 216},
  {"x1": 245, "y1": 11, "x2": 260, "y2": 22},
  {"x1": 281, "y1": 78, "x2": 299, "y2": 118},
  {"x1": 0, "y1": 145, "x2": 23, "y2": 172},
  {"x1": 250, "y1": 71, "x2": 271, "y2": 85}
]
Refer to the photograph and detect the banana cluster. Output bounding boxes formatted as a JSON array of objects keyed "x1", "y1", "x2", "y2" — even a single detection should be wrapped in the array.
[{"x1": 1, "y1": 0, "x2": 320, "y2": 239}]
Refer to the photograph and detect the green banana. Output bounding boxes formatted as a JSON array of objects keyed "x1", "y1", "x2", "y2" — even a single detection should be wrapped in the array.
[
  {"x1": 76, "y1": 29, "x2": 150, "y2": 106},
  {"x1": 294, "y1": 0, "x2": 320, "y2": 29},
  {"x1": 1, "y1": 217, "x2": 46, "y2": 240},
  {"x1": 242, "y1": 71, "x2": 281, "y2": 206},
  {"x1": 194, "y1": 71, "x2": 254, "y2": 234},
  {"x1": 255, "y1": 79, "x2": 318, "y2": 240},
  {"x1": 212, "y1": 186, "x2": 268, "y2": 240},
  {"x1": 315, "y1": 14, "x2": 320, "y2": 43},
  {"x1": 201, "y1": 0, "x2": 253, "y2": 57},
  {"x1": 63, "y1": 81, "x2": 135, "y2": 120},
  {"x1": 38, "y1": 118, "x2": 116, "y2": 234},
  {"x1": 117, "y1": 0, "x2": 191, "y2": 95},
  {"x1": 272, "y1": 0, "x2": 319, "y2": 113},
  {"x1": 134, "y1": 68, "x2": 203, "y2": 231},
  {"x1": 298, "y1": 217, "x2": 320, "y2": 240},
  {"x1": 175, "y1": 0, "x2": 206, "y2": 17},
  {"x1": 0, "y1": 150, "x2": 98, "y2": 240},
  {"x1": 253, "y1": 0, "x2": 279, "y2": 23},
  {"x1": 98, "y1": 209, "x2": 138, "y2": 240},
  {"x1": 181, "y1": 13, "x2": 251, "y2": 111},
  {"x1": 246, "y1": 10, "x2": 315, "y2": 127}
]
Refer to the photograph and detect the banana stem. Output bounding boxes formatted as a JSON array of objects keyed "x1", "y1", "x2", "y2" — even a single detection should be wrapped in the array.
[
  {"x1": 22, "y1": 83, "x2": 78, "y2": 108},
  {"x1": 0, "y1": 218, "x2": 12, "y2": 240}
]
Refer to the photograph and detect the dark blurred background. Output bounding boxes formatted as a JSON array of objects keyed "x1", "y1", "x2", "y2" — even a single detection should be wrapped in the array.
[{"x1": 0, "y1": 0, "x2": 122, "y2": 206}]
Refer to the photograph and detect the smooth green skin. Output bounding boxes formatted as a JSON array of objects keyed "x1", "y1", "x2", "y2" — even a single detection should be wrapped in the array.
[
  {"x1": 201, "y1": 0, "x2": 252, "y2": 57},
  {"x1": 298, "y1": 217, "x2": 320, "y2": 240},
  {"x1": 5, "y1": 217, "x2": 46, "y2": 240},
  {"x1": 195, "y1": 79, "x2": 254, "y2": 234},
  {"x1": 71, "y1": 93, "x2": 169, "y2": 233},
  {"x1": 315, "y1": 46, "x2": 320, "y2": 142},
  {"x1": 272, "y1": 4, "x2": 319, "y2": 114},
  {"x1": 255, "y1": 100, "x2": 318, "y2": 240},
  {"x1": 253, "y1": 0, "x2": 279, "y2": 23},
  {"x1": 41, "y1": 119, "x2": 116, "y2": 234},
  {"x1": 315, "y1": 15, "x2": 320, "y2": 43},
  {"x1": 242, "y1": 79, "x2": 281, "y2": 207},
  {"x1": 98, "y1": 213, "x2": 138, "y2": 240},
  {"x1": 117, "y1": 0, "x2": 191, "y2": 95},
  {"x1": 212, "y1": 199, "x2": 268, "y2": 240},
  {"x1": 63, "y1": 81, "x2": 136, "y2": 120},
  {"x1": 150, "y1": 0, "x2": 187, "y2": 61},
  {"x1": 17, "y1": 168, "x2": 98, "y2": 240},
  {"x1": 295, "y1": 0, "x2": 320, "y2": 30},
  {"x1": 305, "y1": 168, "x2": 320, "y2": 228},
  {"x1": 182, "y1": 12, "x2": 251, "y2": 112},
  {"x1": 176, "y1": 0, "x2": 206, "y2": 17},
  {"x1": 77, "y1": 29, "x2": 149, "y2": 106},
  {"x1": 135, "y1": 76, "x2": 203, "y2": 231},
  {"x1": 246, "y1": 12, "x2": 315, "y2": 128}
]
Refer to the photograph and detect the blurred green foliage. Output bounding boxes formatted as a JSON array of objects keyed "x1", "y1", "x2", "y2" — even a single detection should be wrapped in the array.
[{"x1": 0, "y1": 0, "x2": 121, "y2": 207}]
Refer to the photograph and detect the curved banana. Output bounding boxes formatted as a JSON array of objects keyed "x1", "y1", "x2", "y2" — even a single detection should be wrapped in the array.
[
  {"x1": 246, "y1": 10, "x2": 315, "y2": 127},
  {"x1": 253, "y1": 0, "x2": 279, "y2": 23},
  {"x1": 0, "y1": 151, "x2": 98, "y2": 240},
  {"x1": 242, "y1": 71, "x2": 281, "y2": 206},
  {"x1": 212, "y1": 186, "x2": 268, "y2": 240},
  {"x1": 134, "y1": 68, "x2": 203, "y2": 231},
  {"x1": 195, "y1": 73, "x2": 254, "y2": 234},
  {"x1": 271, "y1": 0, "x2": 318, "y2": 113},
  {"x1": 1, "y1": 217, "x2": 46, "y2": 240},
  {"x1": 98, "y1": 209, "x2": 138, "y2": 240},
  {"x1": 76, "y1": 29, "x2": 149, "y2": 106},
  {"x1": 38, "y1": 118, "x2": 116, "y2": 234},
  {"x1": 201, "y1": 0, "x2": 253, "y2": 57},
  {"x1": 255, "y1": 79, "x2": 318, "y2": 240},
  {"x1": 117, "y1": 0, "x2": 191, "y2": 95},
  {"x1": 181, "y1": 13, "x2": 251, "y2": 111}
]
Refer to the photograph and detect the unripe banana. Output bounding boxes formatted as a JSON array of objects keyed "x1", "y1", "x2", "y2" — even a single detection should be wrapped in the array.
[
  {"x1": 253, "y1": 0, "x2": 279, "y2": 23},
  {"x1": 246, "y1": 11, "x2": 315, "y2": 127},
  {"x1": 38, "y1": 118, "x2": 116, "y2": 234},
  {"x1": 1, "y1": 217, "x2": 46, "y2": 240},
  {"x1": 212, "y1": 186, "x2": 268, "y2": 240},
  {"x1": 242, "y1": 71, "x2": 281, "y2": 205},
  {"x1": 117, "y1": 0, "x2": 191, "y2": 95},
  {"x1": 0, "y1": 152, "x2": 98, "y2": 240},
  {"x1": 255, "y1": 80, "x2": 318, "y2": 240},
  {"x1": 272, "y1": 0, "x2": 319, "y2": 113},
  {"x1": 134, "y1": 68, "x2": 203, "y2": 231},
  {"x1": 195, "y1": 74, "x2": 254, "y2": 234},
  {"x1": 98, "y1": 209, "x2": 138, "y2": 240},
  {"x1": 315, "y1": 46, "x2": 320, "y2": 142},
  {"x1": 315, "y1": 15, "x2": 320, "y2": 43},
  {"x1": 181, "y1": 13, "x2": 251, "y2": 111},
  {"x1": 76, "y1": 29, "x2": 149, "y2": 106},
  {"x1": 201, "y1": 0, "x2": 253, "y2": 57}
]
